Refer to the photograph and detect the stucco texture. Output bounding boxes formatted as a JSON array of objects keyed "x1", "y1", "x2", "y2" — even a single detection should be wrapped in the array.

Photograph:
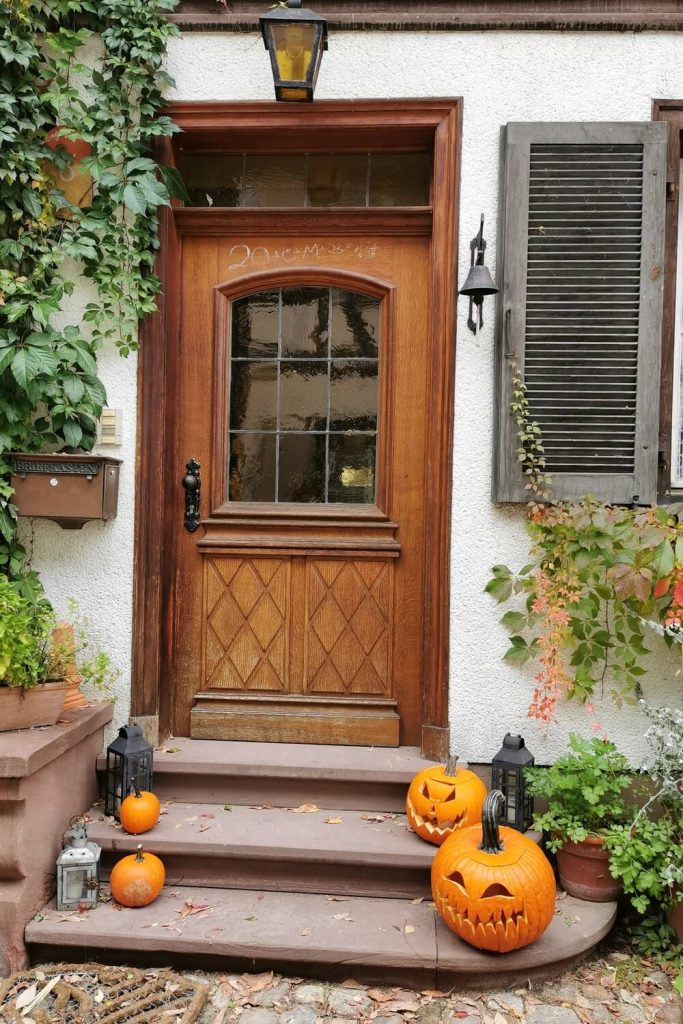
[{"x1": 27, "y1": 29, "x2": 683, "y2": 762}]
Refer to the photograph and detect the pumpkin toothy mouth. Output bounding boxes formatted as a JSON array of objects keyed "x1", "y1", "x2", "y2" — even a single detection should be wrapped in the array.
[
  {"x1": 409, "y1": 809, "x2": 466, "y2": 837},
  {"x1": 436, "y1": 894, "x2": 527, "y2": 941}
]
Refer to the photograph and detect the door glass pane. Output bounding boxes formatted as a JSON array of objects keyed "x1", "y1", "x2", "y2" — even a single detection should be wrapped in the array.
[
  {"x1": 177, "y1": 152, "x2": 242, "y2": 207},
  {"x1": 229, "y1": 433, "x2": 277, "y2": 501},
  {"x1": 307, "y1": 153, "x2": 368, "y2": 206},
  {"x1": 328, "y1": 434, "x2": 376, "y2": 503},
  {"x1": 232, "y1": 291, "x2": 279, "y2": 358},
  {"x1": 329, "y1": 360, "x2": 378, "y2": 431},
  {"x1": 278, "y1": 434, "x2": 326, "y2": 502},
  {"x1": 243, "y1": 154, "x2": 306, "y2": 207},
  {"x1": 369, "y1": 152, "x2": 432, "y2": 206},
  {"x1": 331, "y1": 289, "x2": 379, "y2": 357},
  {"x1": 230, "y1": 361, "x2": 278, "y2": 430},
  {"x1": 280, "y1": 361, "x2": 328, "y2": 430},
  {"x1": 228, "y1": 286, "x2": 380, "y2": 504},
  {"x1": 281, "y1": 287, "x2": 329, "y2": 357}
]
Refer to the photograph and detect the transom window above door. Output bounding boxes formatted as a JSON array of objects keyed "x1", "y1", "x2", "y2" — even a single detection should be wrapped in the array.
[
  {"x1": 178, "y1": 151, "x2": 432, "y2": 208},
  {"x1": 228, "y1": 286, "x2": 380, "y2": 504}
]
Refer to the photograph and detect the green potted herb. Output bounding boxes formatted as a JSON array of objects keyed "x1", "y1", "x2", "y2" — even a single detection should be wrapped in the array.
[
  {"x1": 605, "y1": 703, "x2": 683, "y2": 947},
  {"x1": 0, "y1": 576, "x2": 117, "y2": 731},
  {"x1": 526, "y1": 733, "x2": 634, "y2": 901}
]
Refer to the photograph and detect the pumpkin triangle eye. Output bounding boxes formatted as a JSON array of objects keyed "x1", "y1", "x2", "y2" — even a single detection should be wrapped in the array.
[
  {"x1": 446, "y1": 870, "x2": 467, "y2": 892},
  {"x1": 481, "y1": 882, "x2": 513, "y2": 898}
]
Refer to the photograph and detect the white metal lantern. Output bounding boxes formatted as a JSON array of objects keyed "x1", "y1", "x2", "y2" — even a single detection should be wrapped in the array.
[{"x1": 56, "y1": 819, "x2": 101, "y2": 911}]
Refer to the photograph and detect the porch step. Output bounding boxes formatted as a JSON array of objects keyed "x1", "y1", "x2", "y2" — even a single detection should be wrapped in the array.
[
  {"x1": 87, "y1": 801, "x2": 433, "y2": 900},
  {"x1": 25, "y1": 886, "x2": 617, "y2": 989},
  {"x1": 97, "y1": 739, "x2": 437, "y2": 811}
]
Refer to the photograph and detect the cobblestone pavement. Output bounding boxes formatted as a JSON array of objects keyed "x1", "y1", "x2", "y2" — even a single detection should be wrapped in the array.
[{"x1": 190, "y1": 945, "x2": 682, "y2": 1024}]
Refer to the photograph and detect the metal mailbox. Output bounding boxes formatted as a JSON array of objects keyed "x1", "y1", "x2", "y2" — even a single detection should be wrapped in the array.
[{"x1": 9, "y1": 453, "x2": 122, "y2": 530}]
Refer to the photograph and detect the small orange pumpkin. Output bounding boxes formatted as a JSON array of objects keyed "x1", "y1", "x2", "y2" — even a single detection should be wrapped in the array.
[
  {"x1": 432, "y1": 790, "x2": 555, "y2": 953},
  {"x1": 119, "y1": 783, "x2": 160, "y2": 835},
  {"x1": 406, "y1": 757, "x2": 487, "y2": 845},
  {"x1": 110, "y1": 844, "x2": 165, "y2": 908}
]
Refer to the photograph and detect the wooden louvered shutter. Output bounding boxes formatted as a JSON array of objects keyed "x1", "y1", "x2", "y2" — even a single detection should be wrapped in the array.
[{"x1": 493, "y1": 122, "x2": 667, "y2": 504}]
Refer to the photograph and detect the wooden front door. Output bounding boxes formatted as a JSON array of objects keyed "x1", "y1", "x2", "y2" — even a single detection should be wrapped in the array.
[
  {"x1": 171, "y1": 227, "x2": 434, "y2": 746},
  {"x1": 132, "y1": 100, "x2": 459, "y2": 755}
]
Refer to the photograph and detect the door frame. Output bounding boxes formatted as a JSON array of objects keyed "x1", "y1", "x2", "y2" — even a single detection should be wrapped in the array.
[{"x1": 131, "y1": 99, "x2": 462, "y2": 758}]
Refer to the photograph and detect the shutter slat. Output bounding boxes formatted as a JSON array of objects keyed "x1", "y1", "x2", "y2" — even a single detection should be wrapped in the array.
[{"x1": 493, "y1": 121, "x2": 666, "y2": 503}]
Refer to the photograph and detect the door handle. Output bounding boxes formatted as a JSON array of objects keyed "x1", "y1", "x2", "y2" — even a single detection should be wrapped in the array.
[{"x1": 182, "y1": 459, "x2": 201, "y2": 532}]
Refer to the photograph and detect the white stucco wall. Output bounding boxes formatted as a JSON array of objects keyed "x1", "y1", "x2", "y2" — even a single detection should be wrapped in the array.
[{"x1": 27, "y1": 28, "x2": 683, "y2": 762}]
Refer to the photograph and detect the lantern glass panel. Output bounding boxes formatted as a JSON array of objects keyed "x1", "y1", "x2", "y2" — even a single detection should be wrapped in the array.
[{"x1": 271, "y1": 22, "x2": 316, "y2": 84}]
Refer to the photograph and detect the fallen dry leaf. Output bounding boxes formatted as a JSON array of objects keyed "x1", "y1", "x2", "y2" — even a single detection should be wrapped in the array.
[
  {"x1": 15, "y1": 983, "x2": 37, "y2": 1010},
  {"x1": 333, "y1": 912, "x2": 353, "y2": 921},
  {"x1": 421, "y1": 989, "x2": 446, "y2": 998},
  {"x1": 289, "y1": 803, "x2": 319, "y2": 813},
  {"x1": 326, "y1": 895, "x2": 350, "y2": 902},
  {"x1": 324, "y1": 816, "x2": 343, "y2": 824},
  {"x1": 301, "y1": 928, "x2": 312, "y2": 936},
  {"x1": 385, "y1": 1000, "x2": 420, "y2": 1013},
  {"x1": 367, "y1": 988, "x2": 395, "y2": 1002},
  {"x1": 240, "y1": 972, "x2": 273, "y2": 994},
  {"x1": 361, "y1": 814, "x2": 385, "y2": 823},
  {"x1": 411, "y1": 897, "x2": 424, "y2": 905},
  {"x1": 178, "y1": 899, "x2": 211, "y2": 918}
]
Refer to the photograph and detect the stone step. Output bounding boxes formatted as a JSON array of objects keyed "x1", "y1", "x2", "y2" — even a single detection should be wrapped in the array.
[
  {"x1": 88, "y1": 800, "x2": 433, "y2": 899},
  {"x1": 97, "y1": 739, "x2": 437, "y2": 811},
  {"x1": 25, "y1": 886, "x2": 617, "y2": 990}
]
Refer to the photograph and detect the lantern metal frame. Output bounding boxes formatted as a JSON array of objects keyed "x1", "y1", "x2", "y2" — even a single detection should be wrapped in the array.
[
  {"x1": 491, "y1": 733, "x2": 535, "y2": 833},
  {"x1": 56, "y1": 819, "x2": 101, "y2": 911},
  {"x1": 259, "y1": 0, "x2": 328, "y2": 102},
  {"x1": 104, "y1": 723, "x2": 154, "y2": 820},
  {"x1": 459, "y1": 213, "x2": 499, "y2": 334}
]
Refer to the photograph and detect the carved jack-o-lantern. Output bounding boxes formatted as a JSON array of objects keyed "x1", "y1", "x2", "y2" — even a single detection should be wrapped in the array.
[
  {"x1": 432, "y1": 790, "x2": 555, "y2": 953},
  {"x1": 406, "y1": 758, "x2": 487, "y2": 846}
]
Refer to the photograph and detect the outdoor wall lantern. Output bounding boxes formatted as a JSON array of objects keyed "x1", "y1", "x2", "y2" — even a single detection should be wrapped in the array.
[
  {"x1": 104, "y1": 724, "x2": 154, "y2": 820},
  {"x1": 260, "y1": 0, "x2": 328, "y2": 102},
  {"x1": 56, "y1": 818, "x2": 101, "y2": 911},
  {"x1": 459, "y1": 213, "x2": 499, "y2": 334},
  {"x1": 491, "y1": 733, "x2": 535, "y2": 833}
]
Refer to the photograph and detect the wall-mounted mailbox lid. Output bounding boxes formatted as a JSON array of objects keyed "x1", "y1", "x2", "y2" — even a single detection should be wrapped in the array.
[{"x1": 9, "y1": 453, "x2": 122, "y2": 530}]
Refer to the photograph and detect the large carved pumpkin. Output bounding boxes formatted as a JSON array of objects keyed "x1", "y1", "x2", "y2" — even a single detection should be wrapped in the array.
[
  {"x1": 432, "y1": 790, "x2": 555, "y2": 953},
  {"x1": 406, "y1": 758, "x2": 487, "y2": 846}
]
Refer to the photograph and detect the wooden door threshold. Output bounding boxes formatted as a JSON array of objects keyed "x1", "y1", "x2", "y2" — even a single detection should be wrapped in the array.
[{"x1": 190, "y1": 693, "x2": 400, "y2": 746}]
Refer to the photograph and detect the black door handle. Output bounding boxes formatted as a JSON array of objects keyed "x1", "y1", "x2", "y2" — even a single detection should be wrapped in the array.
[{"x1": 182, "y1": 459, "x2": 201, "y2": 532}]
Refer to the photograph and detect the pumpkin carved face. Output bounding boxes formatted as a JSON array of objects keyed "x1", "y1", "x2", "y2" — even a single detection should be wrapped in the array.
[
  {"x1": 432, "y1": 790, "x2": 555, "y2": 953},
  {"x1": 406, "y1": 761, "x2": 487, "y2": 846}
]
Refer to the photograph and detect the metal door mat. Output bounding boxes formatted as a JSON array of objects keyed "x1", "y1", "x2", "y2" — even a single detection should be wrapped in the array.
[{"x1": 0, "y1": 963, "x2": 208, "y2": 1023}]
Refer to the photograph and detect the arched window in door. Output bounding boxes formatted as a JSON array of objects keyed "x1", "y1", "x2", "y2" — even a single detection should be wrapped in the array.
[{"x1": 228, "y1": 286, "x2": 380, "y2": 504}]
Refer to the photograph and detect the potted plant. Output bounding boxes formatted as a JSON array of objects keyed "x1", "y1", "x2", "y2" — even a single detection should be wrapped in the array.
[
  {"x1": 0, "y1": 576, "x2": 117, "y2": 731},
  {"x1": 605, "y1": 703, "x2": 683, "y2": 947},
  {"x1": 526, "y1": 733, "x2": 634, "y2": 901}
]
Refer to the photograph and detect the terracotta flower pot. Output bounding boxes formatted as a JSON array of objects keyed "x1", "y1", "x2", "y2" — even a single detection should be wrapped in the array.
[
  {"x1": 556, "y1": 835, "x2": 623, "y2": 902},
  {"x1": 0, "y1": 681, "x2": 68, "y2": 732}
]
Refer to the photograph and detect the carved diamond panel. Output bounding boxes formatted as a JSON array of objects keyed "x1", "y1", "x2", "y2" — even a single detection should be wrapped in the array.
[
  {"x1": 204, "y1": 557, "x2": 289, "y2": 690},
  {"x1": 305, "y1": 560, "x2": 393, "y2": 695}
]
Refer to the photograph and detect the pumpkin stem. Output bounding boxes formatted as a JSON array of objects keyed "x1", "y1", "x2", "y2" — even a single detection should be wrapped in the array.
[
  {"x1": 478, "y1": 790, "x2": 506, "y2": 854},
  {"x1": 445, "y1": 754, "x2": 459, "y2": 776},
  {"x1": 135, "y1": 843, "x2": 144, "y2": 863}
]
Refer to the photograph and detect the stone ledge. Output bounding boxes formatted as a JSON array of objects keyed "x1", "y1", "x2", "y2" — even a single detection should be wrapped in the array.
[{"x1": 0, "y1": 703, "x2": 112, "y2": 779}]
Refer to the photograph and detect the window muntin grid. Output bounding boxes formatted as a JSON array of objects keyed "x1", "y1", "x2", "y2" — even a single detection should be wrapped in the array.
[{"x1": 228, "y1": 286, "x2": 380, "y2": 504}]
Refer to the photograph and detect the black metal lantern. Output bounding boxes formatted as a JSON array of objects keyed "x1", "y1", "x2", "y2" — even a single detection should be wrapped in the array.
[
  {"x1": 459, "y1": 213, "x2": 498, "y2": 334},
  {"x1": 491, "y1": 733, "x2": 534, "y2": 833},
  {"x1": 260, "y1": 0, "x2": 328, "y2": 102},
  {"x1": 104, "y1": 724, "x2": 153, "y2": 819}
]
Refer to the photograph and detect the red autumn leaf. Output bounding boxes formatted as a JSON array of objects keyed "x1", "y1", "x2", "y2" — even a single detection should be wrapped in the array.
[
  {"x1": 653, "y1": 576, "x2": 671, "y2": 599},
  {"x1": 674, "y1": 579, "x2": 683, "y2": 605}
]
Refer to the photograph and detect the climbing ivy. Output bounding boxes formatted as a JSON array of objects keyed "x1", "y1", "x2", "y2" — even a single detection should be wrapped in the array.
[{"x1": 0, "y1": 0, "x2": 184, "y2": 597}]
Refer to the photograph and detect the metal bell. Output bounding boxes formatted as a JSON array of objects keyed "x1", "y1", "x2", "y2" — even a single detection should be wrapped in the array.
[{"x1": 459, "y1": 263, "x2": 498, "y2": 298}]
